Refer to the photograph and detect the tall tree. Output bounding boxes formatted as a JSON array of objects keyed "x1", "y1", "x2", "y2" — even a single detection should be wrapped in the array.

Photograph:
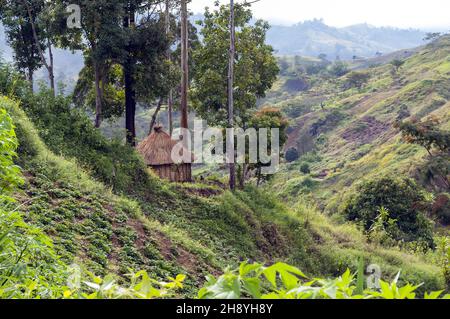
[
  {"x1": 180, "y1": 0, "x2": 191, "y2": 180},
  {"x1": 180, "y1": 0, "x2": 189, "y2": 131},
  {"x1": 0, "y1": 3, "x2": 41, "y2": 86},
  {"x1": 165, "y1": 0, "x2": 174, "y2": 135},
  {"x1": 58, "y1": 0, "x2": 125, "y2": 128},
  {"x1": 227, "y1": 0, "x2": 236, "y2": 190},
  {"x1": 0, "y1": 0, "x2": 53, "y2": 90},
  {"x1": 119, "y1": 1, "x2": 172, "y2": 146},
  {"x1": 21, "y1": 0, "x2": 56, "y2": 95},
  {"x1": 122, "y1": 2, "x2": 136, "y2": 145},
  {"x1": 192, "y1": 2, "x2": 279, "y2": 187},
  {"x1": 192, "y1": 3, "x2": 278, "y2": 125}
]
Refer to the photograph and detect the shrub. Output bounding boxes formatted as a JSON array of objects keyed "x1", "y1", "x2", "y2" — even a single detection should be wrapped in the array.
[
  {"x1": 0, "y1": 106, "x2": 23, "y2": 198},
  {"x1": 341, "y1": 176, "x2": 434, "y2": 247},
  {"x1": 300, "y1": 163, "x2": 311, "y2": 174},
  {"x1": 344, "y1": 71, "x2": 370, "y2": 90},
  {"x1": 285, "y1": 147, "x2": 300, "y2": 162},
  {"x1": 328, "y1": 61, "x2": 348, "y2": 77}
]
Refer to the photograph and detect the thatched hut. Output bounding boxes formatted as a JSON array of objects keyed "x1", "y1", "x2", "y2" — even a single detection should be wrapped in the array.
[{"x1": 137, "y1": 125, "x2": 192, "y2": 182}]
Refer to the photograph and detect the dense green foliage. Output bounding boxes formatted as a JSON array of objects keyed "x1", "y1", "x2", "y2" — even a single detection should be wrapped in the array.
[
  {"x1": 0, "y1": 108, "x2": 22, "y2": 197},
  {"x1": 341, "y1": 176, "x2": 434, "y2": 246},
  {"x1": 0, "y1": 3, "x2": 449, "y2": 300},
  {"x1": 285, "y1": 148, "x2": 300, "y2": 163},
  {"x1": 199, "y1": 261, "x2": 449, "y2": 299},
  {"x1": 192, "y1": 3, "x2": 279, "y2": 126}
]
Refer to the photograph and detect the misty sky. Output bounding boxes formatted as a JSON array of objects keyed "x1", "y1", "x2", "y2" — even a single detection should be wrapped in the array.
[{"x1": 190, "y1": 0, "x2": 450, "y2": 30}]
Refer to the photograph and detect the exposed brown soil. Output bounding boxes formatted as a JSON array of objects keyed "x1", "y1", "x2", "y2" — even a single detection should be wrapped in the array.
[{"x1": 341, "y1": 116, "x2": 391, "y2": 144}]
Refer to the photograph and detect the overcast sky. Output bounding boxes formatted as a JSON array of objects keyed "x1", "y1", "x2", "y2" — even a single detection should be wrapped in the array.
[{"x1": 190, "y1": 0, "x2": 450, "y2": 30}]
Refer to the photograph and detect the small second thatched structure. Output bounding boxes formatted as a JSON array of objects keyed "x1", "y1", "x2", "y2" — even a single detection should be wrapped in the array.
[{"x1": 137, "y1": 125, "x2": 192, "y2": 182}]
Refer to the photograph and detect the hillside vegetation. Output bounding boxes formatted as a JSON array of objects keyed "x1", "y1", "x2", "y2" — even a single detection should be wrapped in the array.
[
  {"x1": 0, "y1": 58, "x2": 447, "y2": 295},
  {"x1": 267, "y1": 35, "x2": 450, "y2": 204}
]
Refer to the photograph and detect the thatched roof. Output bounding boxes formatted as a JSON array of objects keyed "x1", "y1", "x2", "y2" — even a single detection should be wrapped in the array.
[{"x1": 137, "y1": 125, "x2": 192, "y2": 166}]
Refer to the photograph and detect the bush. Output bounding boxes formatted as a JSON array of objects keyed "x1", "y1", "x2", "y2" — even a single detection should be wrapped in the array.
[
  {"x1": 198, "y1": 261, "x2": 449, "y2": 299},
  {"x1": 0, "y1": 106, "x2": 22, "y2": 197},
  {"x1": 300, "y1": 163, "x2": 311, "y2": 174},
  {"x1": 344, "y1": 71, "x2": 370, "y2": 90},
  {"x1": 328, "y1": 61, "x2": 348, "y2": 77},
  {"x1": 285, "y1": 147, "x2": 300, "y2": 163},
  {"x1": 341, "y1": 176, "x2": 434, "y2": 247}
]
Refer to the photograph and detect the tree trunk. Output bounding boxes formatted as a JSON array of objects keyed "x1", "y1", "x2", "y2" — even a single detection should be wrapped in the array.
[
  {"x1": 165, "y1": 0, "x2": 173, "y2": 135},
  {"x1": 94, "y1": 62, "x2": 103, "y2": 128},
  {"x1": 180, "y1": 0, "x2": 191, "y2": 180},
  {"x1": 227, "y1": 0, "x2": 236, "y2": 190},
  {"x1": 256, "y1": 167, "x2": 262, "y2": 187},
  {"x1": 123, "y1": 7, "x2": 137, "y2": 146},
  {"x1": 149, "y1": 98, "x2": 164, "y2": 134},
  {"x1": 180, "y1": 0, "x2": 189, "y2": 130},
  {"x1": 47, "y1": 39, "x2": 55, "y2": 94},
  {"x1": 27, "y1": 68, "x2": 33, "y2": 90},
  {"x1": 168, "y1": 92, "x2": 173, "y2": 135}
]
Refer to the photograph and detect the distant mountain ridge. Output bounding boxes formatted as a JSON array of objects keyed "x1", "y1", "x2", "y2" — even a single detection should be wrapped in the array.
[
  {"x1": 266, "y1": 19, "x2": 426, "y2": 59},
  {"x1": 0, "y1": 18, "x2": 427, "y2": 87}
]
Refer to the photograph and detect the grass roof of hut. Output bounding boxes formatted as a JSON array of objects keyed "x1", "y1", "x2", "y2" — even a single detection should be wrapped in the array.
[{"x1": 137, "y1": 125, "x2": 192, "y2": 166}]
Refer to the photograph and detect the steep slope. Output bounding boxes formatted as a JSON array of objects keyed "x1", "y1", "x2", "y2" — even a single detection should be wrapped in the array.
[
  {"x1": 265, "y1": 36, "x2": 450, "y2": 216},
  {"x1": 0, "y1": 89, "x2": 445, "y2": 293}
]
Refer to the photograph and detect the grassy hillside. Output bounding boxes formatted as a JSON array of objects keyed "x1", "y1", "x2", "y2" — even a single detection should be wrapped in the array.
[
  {"x1": 265, "y1": 36, "x2": 450, "y2": 217},
  {"x1": 0, "y1": 78, "x2": 446, "y2": 294}
]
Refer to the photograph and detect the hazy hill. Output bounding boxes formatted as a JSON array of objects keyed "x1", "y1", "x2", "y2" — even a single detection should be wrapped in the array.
[
  {"x1": 0, "y1": 19, "x2": 427, "y2": 89},
  {"x1": 266, "y1": 19, "x2": 426, "y2": 59}
]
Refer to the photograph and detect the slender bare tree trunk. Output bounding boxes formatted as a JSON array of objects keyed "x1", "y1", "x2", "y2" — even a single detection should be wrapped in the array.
[
  {"x1": 180, "y1": 0, "x2": 189, "y2": 130},
  {"x1": 123, "y1": 6, "x2": 137, "y2": 146},
  {"x1": 47, "y1": 39, "x2": 55, "y2": 94},
  {"x1": 94, "y1": 62, "x2": 103, "y2": 128},
  {"x1": 165, "y1": 0, "x2": 173, "y2": 135},
  {"x1": 227, "y1": 0, "x2": 236, "y2": 190},
  {"x1": 27, "y1": 68, "x2": 33, "y2": 90},
  {"x1": 180, "y1": 0, "x2": 192, "y2": 181},
  {"x1": 22, "y1": 0, "x2": 55, "y2": 96},
  {"x1": 149, "y1": 98, "x2": 164, "y2": 134}
]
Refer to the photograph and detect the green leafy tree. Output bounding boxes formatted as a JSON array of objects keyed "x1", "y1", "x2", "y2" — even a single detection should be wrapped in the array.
[
  {"x1": 57, "y1": 0, "x2": 127, "y2": 128},
  {"x1": 390, "y1": 59, "x2": 405, "y2": 73},
  {"x1": 344, "y1": 71, "x2": 370, "y2": 90},
  {"x1": 247, "y1": 107, "x2": 288, "y2": 186},
  {"x1": 341, "y1": 176, "x2": 434, "y2": 247},
  {"x1": 397, "y1": 117, "x2": 450, "y2": 189},
  {"x1": 397, "y1": 117, "x2": 450, "y2": 156},
  {"x1": 328, "y1": 60, "x2": 348, "y2": 77},
  {"x1": 0, "y1": 0, "x2": 49, "y2": 86},
  {"x1": 192, "y1": 3, "x2": 279, "y2": 127}
]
